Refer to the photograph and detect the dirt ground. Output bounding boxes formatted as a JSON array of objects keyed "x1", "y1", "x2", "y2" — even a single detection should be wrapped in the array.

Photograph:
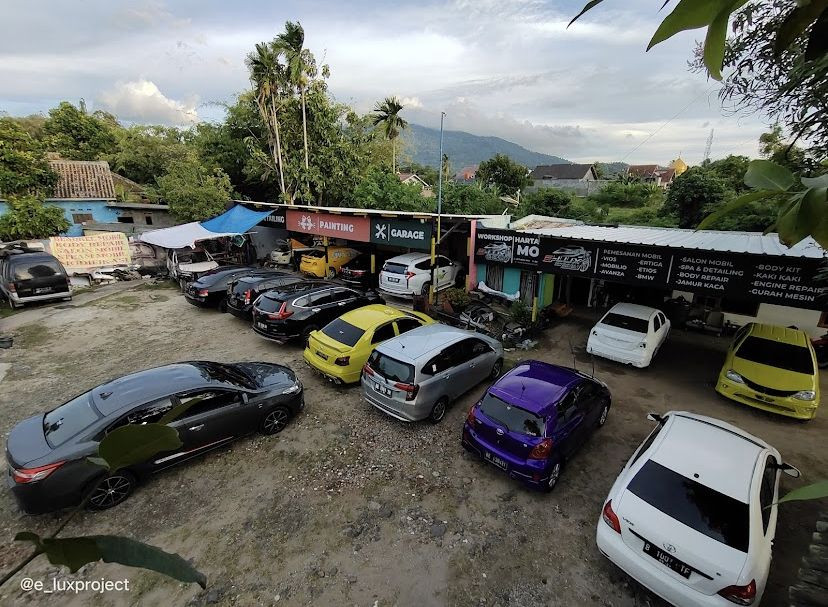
[{"x1": 0, "y1": 281, "x2": 825, "y2": 607}]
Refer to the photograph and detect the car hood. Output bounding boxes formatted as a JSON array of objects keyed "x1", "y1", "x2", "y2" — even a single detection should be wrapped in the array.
[
  {"x1": 234, "y1": 362, "x2": 297, "y2": 391},
  {"x1": 6, "y1": 414, "x2": 52, "y2": 468},
  {"x1": 730, "y1": 357, "x2": 816, "y2": 390},
  {"x1": 179, "y1": 261, "x2": 219, "y2": 273}
]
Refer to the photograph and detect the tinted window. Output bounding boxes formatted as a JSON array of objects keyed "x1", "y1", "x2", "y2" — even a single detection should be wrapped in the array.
[
  {"x1": 330, "y1": 288, "x2": 357, "y2": 303},
  {"x1": 735, "y1": 336, "x2": 814, "y2": 374},
  {"x1": 479, "y1": 392, "x2": 544, "y2": 437},
  {"x1": 557, "y1": 390, "x2": 578, "y2": 423},
  {"x1": 396, "y1": 317, "x2": 422, "y2": 334},
  {"x1": 256, "y1": 295, "x2": 283, "y2": 313},
  {"x1": 371, "y1": 323, "x2": 396, "y2": 344},
  {"x1": 113, "y1": 398, "x2": 174, "y2": 430},
  {"x1": 304, "y1": 250, "x2": 325, "y2": 258},
  {"x1": 577, "y1": 381, "x2": 599, "y2": 402},
  {"x1": 437, "y1": 256, "x2": 452, "y2": 268},
  {"x1": 323, "y1": 318, "x2": 365, "y2": 347},
  {"x1": 628, "y1": 460, "x2": 750, "y2": 552},
  {"x1": 384, "y1": 263, "x2": 408, "y2": 274},
  {"x1": 13, "y1": 259, "x2": 62, "y2": 280},
  {"x1": 630, "y1": 424, "x2": 661, "y2": 466},
  {"x1": 468, "y1": 338, "x2": 491, "y2": 357},
  {"x1": 309, "y1": 290, "x2": 336, "y2": 305},
  {"x1": 415, "y1": 260, "x2": 431, "y2": 270},
  {"x1": 600, "y1": 313, "x2": 649, "y2": 334},
  {"x1": 367, "y1": 350, "x2": 414, "y2": 383},
  {"x1": 174, "y1": 390, "x2": 241, "y2": 420},
  {"x1": 760, "y1": 455, "x2": 778, "y2": 533},
  {"x1": 43, "y1": 393, "x2": 100, "y2": 447},
  {"x1": 658, "y1": 313, "x2": 667, "y2": 325},
  {"x1": 654, "y1": 316, "x2": 662, "y2": 331},
  {"x1": 423, "y1": 350, "x2": 452, "y2": 375}
]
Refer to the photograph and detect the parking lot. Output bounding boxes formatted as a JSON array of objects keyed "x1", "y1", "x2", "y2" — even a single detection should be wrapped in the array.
[{"x1": 1, "y1": 281, "x2": 826, "y2": 607}]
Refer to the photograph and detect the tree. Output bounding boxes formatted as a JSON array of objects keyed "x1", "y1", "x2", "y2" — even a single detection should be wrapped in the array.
[
  {"x1": 397, "y1": 162, "x2": 438, "y2": 188},
  {"x1": 372, "y1": 97, "x2": 408, "y2": 173},
  {"x1": 0, "y1": 117, "x2": 57, "y2": 196},
  {"x1": 155, "y1": 156, "x2": 233, "y2": 222},
  {"x1": 441, "y1": 183, "x2": 503, "y2": 215},
  {"x1": 43, "y1": 102, "x2": 119, "y2": 160},
  {"x1": 703, "y1": 155, "x2": 752, "y2": 193},
  {"x1": 109, "y1": 125, "x2": 190, "y2": 185},
  {"x1": 275, "y1": 21, "x2": 312, "y2": 173},
  {"x1": 348, "y1": 167, "x2": 428, "y2": 212},
  {"x1": 0, "y1": 196, "x2": 69, "y2": 240},
  {"x1": 661, "y1": 168, "x2": 726, "y2": 228},
  {"x1": 588, "y1": 181, "x2": 663, "y2": 209},
  {"x1": 758, "y1": 125, "x2": 823, "y2": 177},
  {"x1": 476, "y1": 154, "x2": 529, "y2": 195},
  {"x1": 518, "y1": 188, "x2": 573, "y2": 218}
]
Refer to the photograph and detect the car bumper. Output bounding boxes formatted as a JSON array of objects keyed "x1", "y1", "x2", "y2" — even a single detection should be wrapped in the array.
[
  {"x1": 226, "y1": 302, "x2": 251, "y2": 319},
  {"x1": 379, "y1": 285, "x2": 415, "y2": 298},
  {"x1": 715, "y1": 379, "x2": 818, "y2": 420},
  {"x1": 587, "y1": 340, "x2": 649, "y2": 368},
  {"x1": 461, "y1": 425, "x2": 552, "y2": 489},
  {"x1": 303, "y1": 350, "x2": 361, "y2": 385},
  {"x1": 10, "y1": 290, "x2": 72, "y2": 305},
  {"x1": 6, "y1": 469, "x2": 84, "y2": 515},
  {"x1": 252, "y1": 324, "x2": 297, "y2": 343},
  {"x1": 184, "y1": 293, "x2": 217, "y2": 308},
  {"x1": 596, "y1": 522, "x2": 735, "y2": 607}
]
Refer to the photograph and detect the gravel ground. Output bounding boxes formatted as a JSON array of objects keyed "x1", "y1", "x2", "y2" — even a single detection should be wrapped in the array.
[{"x1": 0, "y1": 281, "x2": 825, "y2": 607}]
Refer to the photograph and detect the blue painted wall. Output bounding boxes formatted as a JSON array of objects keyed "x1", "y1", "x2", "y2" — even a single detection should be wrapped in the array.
[{"x1": 0, "y1": 199, "x2": 119, "y2": 237}]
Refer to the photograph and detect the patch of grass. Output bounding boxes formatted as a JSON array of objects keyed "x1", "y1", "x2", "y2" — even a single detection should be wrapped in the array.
[
  {"x1": 0, "y1": 304, "x2": 20, "y2": 318},
  {"x1": 135, "y1": 280, "x2": 177, "y2": 291},
  {"x1": 14, "y1": 323, "x2": 52, "y2": 347}
]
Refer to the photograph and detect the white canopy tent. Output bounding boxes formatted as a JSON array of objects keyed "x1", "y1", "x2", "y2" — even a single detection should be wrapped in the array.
[{"x1": 138, "y1": 222, "x2": 239, "y2": 249}]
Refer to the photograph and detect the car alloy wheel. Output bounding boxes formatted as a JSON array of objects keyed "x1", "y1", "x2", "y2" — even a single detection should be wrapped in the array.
[
  {"x1": 88, "y1": 473, "x2": 134, "y2": 510},
  {"x1": 327, "y1": 268, "x2": 336, "y2": 279},
  {"x1": 262, "y1": 406, "x2": 291, "y2": 435},
  {"x1": 429, "y1": 398, "x2": 448, "y2": 424},
  {"x1": 421, "y1": 282, "x2": 431, "y2": 297},
  {"x1": 547, "y1": 462, "x2": 561, "y2": 490},
  {"x1": 598, "y1": 403, "x2": 609, "y2": 427},
  {"x1": 490, "y1": 359, "x2": 503, "y2": 379}
]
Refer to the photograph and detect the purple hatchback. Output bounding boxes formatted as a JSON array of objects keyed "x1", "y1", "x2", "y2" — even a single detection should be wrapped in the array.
[{"x1": 462, "y1": 360, "x2": 611, "y2": 492}]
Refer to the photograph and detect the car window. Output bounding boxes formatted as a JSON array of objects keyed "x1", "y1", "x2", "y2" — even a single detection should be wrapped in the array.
[
  {"x1": 107, "y1": 397, "x2": 176, "y2": 433},
  {"x1": 173, "y1": 390, "x2": 242, "y2": 420},
  {"x1": 437, "y1": 256, "x2": 452, "y2": 268},
  {"x1": 577, "y1": 381, "x2": 598, "y2": 402},
  {"x1": 414, "y1": 259, "x2": 431, "y2": 271},
  {"x1": 556, "y1": 390, "x2": 578, "y2": 423},
  {"x1": 479, "y1": 392, "x2": 545, "y2": 437},
  {"x1": 628, "y1": 460, "x2": 750, "y2": 552},
  {"x1": 630, "y1": 423, "x2": 662, "y2": 466},
  {"x1": 330, "y1": 288, "x2": 358, "y2": 303},
  {"x1": 322, "y1": 318, "x2": 365, "y2": 347},
  {"x1": 13, "y1": 259, "x2": 63, "y2": 280},
  {"x1": 658, "y1": 313, "x2": 667, "y2": 325},
  {"x1": 424, "y1": 348, "x2": 454, "y2": 375},
  {"x1": 43, "y1": 392, "x2": 100, "y2": 447},
  {"x1": 395, "y1": 317, "x2": 422, "y2": 334},
  {"x1": 760, "y1": 455, "x2": 778, "y2": 533},
  {"x1": 371, "y1": 322, "x2": 396, "y2": 344},
  {"x1": 367, "y1": 350, "x2": 415, "y2": 383},
  {"x1": 384, "y1": 262, "x2": 409, "y2": 274},
  {"x1": 653, "y1": 315, "x2": 662, "y2": 331},
  {"x1": 447, "y1": 340, "x2": 473, "y2": 366},
  {"x1": 600, "y1": 312, "x2": 649, "y2": 333},
  {"x1": 733, "y1": 324, "x2": 751, "y2": 345},
  {"x1": 735, "y1": 336, "x2": 814, "y2": 375},
  {"x1": 309, "y1": 290, "x2": 335, "y2": 306}
]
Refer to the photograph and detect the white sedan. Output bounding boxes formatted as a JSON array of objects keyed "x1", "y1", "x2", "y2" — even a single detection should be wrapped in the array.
[
  {"x1": 587, "y1": 303, "x2": 670, "y2": 368},
  {"x1": 597, "y1": 411, "x2": 800, "y2": 607}
]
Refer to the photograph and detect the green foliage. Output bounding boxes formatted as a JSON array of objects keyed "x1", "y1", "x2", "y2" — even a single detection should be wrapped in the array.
[
  {"x1": 0, "y1": 117, "x2": 58, "y2": 196},
  {"x1": 476, "y1": 154, "x2": 529, "y2": 195},
  {"x1": 604, "y1": 206, "x2": 678, "y2": 227},
  {"x1": 441, "y1": 183, "x2": 504, "y2": 215},
  {"x1": 89, "y1": 423, "x2": 182, "y2": 472},
  {"x1": 398, "y1": 162, "x2": 438, "y2": 188},
  {"x1": 109, "y1": 126, "x2": 190, "y2": 185},
  {"x1": 444, "y1": 287, "x2": 471, "y2": 310},
  {"x1": 347, "y1": 167, "x2": 426, "y2": 212},
  {"x1": 509, "y1": 300, "x2": 532, "y2": 326},
  {"x1": 588, "y1": 181, "x2": 663, "y2": 209},
  {"x1": 156, "y1": 156, "x2": 233, "y2": 222},
  {"x1": 43, "y1": 102, "x2": 118, "y2": 161},
  {"x1": 702, "y1": 155, "x2": 752, "y2": 193},
  {"x1": 372, "y1": 96, "x2": 408, "y2": 172},
  {"x1": 518, "y1": 188, "x2": 573, "y2": 218},
  {"x1": 776, "y1": 479, "x2": 828, "y2": 505},
  {"x1": 661, "y1": 168, "x2": 727, "y2": 228},
  {"x1": 0, "y1": 196, "x2": 70, "y2": 240}
]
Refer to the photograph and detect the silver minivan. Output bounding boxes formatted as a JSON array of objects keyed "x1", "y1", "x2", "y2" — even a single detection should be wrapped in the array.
[{"x1": 361, "y1": 324, "x2": 503, "y2": 423}]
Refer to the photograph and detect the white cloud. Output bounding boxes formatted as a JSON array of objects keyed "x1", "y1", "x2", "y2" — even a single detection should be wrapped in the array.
[
  {"x1": 400, "y1": 96, "x2": 423, "y2": 109},
  {"x1": 97, "y1": 80, "x2": 198, "y2": 125}
]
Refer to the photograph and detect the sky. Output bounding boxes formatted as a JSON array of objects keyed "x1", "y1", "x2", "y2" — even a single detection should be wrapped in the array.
[{"x1": 0, "y1": 0, "x2": 771, "y2": 165}]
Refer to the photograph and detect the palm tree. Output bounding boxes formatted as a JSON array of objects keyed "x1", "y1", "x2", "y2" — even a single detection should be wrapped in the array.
[
  {"x1": 246, "y1": 42, "x2": 286, "y2": 197},
  {"x1": 275, "y1": 21, "x2": 311, "y2": 173},
  {"x1": 372, "y1": 96, "x2": 408, "y2": 173}
]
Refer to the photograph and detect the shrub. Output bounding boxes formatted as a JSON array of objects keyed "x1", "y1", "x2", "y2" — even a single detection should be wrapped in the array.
[{"x1": 443, "y1": 287, "x2": 470, "y2": 310}]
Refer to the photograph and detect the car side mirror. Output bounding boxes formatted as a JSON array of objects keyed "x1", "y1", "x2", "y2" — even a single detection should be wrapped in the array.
[
  {"x1": 241, "y1": 393, "x2": 249, "y2": 404},
  {"x1": 779, "y1": 463, "x2": 801, "y2": 478},
  {"x1": 647, "y1": 412, "x2": 666, "y2": 425}
]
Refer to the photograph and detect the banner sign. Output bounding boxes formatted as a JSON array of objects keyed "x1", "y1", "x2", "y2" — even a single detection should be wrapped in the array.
[
  {"x1": 286, "y1": 210, "x2": 370, "y2": 242},
  {"x1": 50, "y1": 233, "x2": 131, "y2": 269},
  {"x1": 474, "y1": 228, "x2": 826, "y2": 309},
  {"x1": 370, "y1": 217, "x2": 432, "y2": 250},
  {"x1": 260, "y1": 208, "x2": 286, "y2": 227}
]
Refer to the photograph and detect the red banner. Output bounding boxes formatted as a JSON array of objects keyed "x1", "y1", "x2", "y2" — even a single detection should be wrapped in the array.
[{"x1": 286, "y1": 210, "x2": 370, "y2": 242}]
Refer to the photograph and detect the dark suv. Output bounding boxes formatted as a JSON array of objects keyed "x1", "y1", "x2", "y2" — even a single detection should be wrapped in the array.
[
  {"x1": 1, "y1": 250, "x2": 72, "y2": 308},
  {"x1": 184, "y1": 266, "x2": 257, "y2": 310},
  {"x1": 252, "y1": 285, "x2": 383, "y2": 343},
  {"x1": 340, "y1": 252, "x2": 392, "y2": 289},
  {"x1": 226, "y1": 273, "x2": 320, "y2": 320}
]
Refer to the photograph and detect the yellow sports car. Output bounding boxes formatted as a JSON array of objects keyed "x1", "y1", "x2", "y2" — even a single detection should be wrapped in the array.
[
  {"x1": 715, "y1": 323, "x2": 820, "y2": 420},
  {"x1": 304, "y1": 304, "x2": 434, "y2": 384},
  {"x1": 300, "y1": 247, "x2": 360, "y2": 278}
]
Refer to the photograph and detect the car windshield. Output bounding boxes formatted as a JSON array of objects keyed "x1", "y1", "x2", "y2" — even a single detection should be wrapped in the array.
[
  {"x1": 255, "y1": 295, "x2": 283, "y2": 313},
  {"x1": 735, "y1": 336, "x2": 814, "y2": 374},
  {"x1": 479, "y1": 392, "x2": 545, "y2": 437},
  {"x1": 197, "y1": 362, "x2": 254, "y2": 389},
  {"x1": 13, "y1": 260, "x2": 62, "y2": 280},
  {"x1": 383, "y1": 262, "x2": 408, "y2": 275},
  {"x1": 43, "y1": 392, "x2": 100, "y2": 447},
  {"x1": 322, "y1": 318, "x2": 365, "y2": 347},
  {"x1": 627, "y1": 460, "x2": 750, "y2": 552},
  {"x1": 304, "y1": 250, "x2": 325, "y2": 258},
  {"x1": 600, "y1": 312, "x2": 649, "y2": 334},
  {"x1": 368, "y1": 350, "x2": 414, "y2": 383}
]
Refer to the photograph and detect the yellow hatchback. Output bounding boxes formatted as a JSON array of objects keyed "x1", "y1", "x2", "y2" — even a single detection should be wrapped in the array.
[
  {"x1": 304, "y1": 304, "x2": 434, "y2": 384},
  {"x1": 715, "y1": 323, "x2": 820, "y2": 420},
  {"x1": 300, "y1": 247, "x2": 360, "y2": 278}
]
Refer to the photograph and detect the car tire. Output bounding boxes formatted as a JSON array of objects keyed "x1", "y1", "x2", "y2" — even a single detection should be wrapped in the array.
[
  {"x1": 597, "y1": 401, "x2": 610, "y2": 427},
  {"x1": 327, "y1": 268, "x2": 336, "y2": 279},
  {"x1": 87, "y1": 470, "x2": 136, "y2": 510},
  {"x1": 179, "y1": 278, "x2": 187, "y2": 292},
  {"x1": 542, "y1": 461, "x2": 562, "y2": 493},
  {"x1": 261, "y1": 406, "x2": 292, "y2": 435},
  {"x1": 218, "y1": 297, "x2": 228, "y2": 313},
  {"x1": 428, "y1": 397, "x2": 449, "y2": 424},
  {"x1": 301, "y1": 325, "x2": 318, "y2": 347},
  {"x1": 490, "y1": 359, "x2": 503, "y2": 380},
  {"x1": 421, "y1": 282, "x2": 431, "y2": 297}
]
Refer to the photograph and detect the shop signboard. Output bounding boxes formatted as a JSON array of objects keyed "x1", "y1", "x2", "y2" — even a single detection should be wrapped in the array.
[
  {"x1": 474, "y1": 228, "x2": 543, "y2": 268},
  {"x1": 260, "y1": 208, "x2": 286, "y2": 227},
  {"x1": 286, "y1": 210, "x2": 370, "y2": 242},
  {"x1": 370, "y1": 217, "x2": 432, "y2": 250}
]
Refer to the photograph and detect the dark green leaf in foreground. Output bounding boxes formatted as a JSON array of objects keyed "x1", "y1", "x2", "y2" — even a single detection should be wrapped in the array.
[
  {"x1": 90, "y1": 535, "x2": 207, "y2": 588},
  {"x1": 776, "y1": 480, "x2": 828, "y2": 505},
  {"x1": 95, "y1": 423, "x2": 182, "y2": 472}
]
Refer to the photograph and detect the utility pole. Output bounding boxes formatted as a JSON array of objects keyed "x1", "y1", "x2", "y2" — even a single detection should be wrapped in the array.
[
  {"x1": 703, "y1": 129, "x2": 714, "y2": 162},
  {"x1": 430, "y1": 112, "x2": 446, "y2": 305}
]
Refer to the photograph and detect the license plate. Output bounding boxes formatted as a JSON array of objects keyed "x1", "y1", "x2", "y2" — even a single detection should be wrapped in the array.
[
  {"x1": 484, "y1": 452, "x2": 508, "y2": 470},
  {"x1": 316, "y1": 351, "x2": 328, "y2": 360},
  {"x1": 387, "y1": 277, "x2": 400, "y2": 283},
  {"x1": 257, "y1": 322, "x2": 267, "y2": 330},
  {"x1": 374, "y1": 381, "x2": 393, "y2": 397},
  {"x1": 642, "y1": 540, "x2": 692, "y2": 578},
  {"x1": 34, "y1": 287, "x2": 52, "y2": 294}
]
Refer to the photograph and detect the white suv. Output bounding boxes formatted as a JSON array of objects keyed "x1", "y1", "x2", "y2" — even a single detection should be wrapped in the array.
[
  {"x1": 378, "y1": 253, "x2": 462, "y2": 298},
  {"x1": 597, "y1": 411, "x2": 800, "y2": 607}
]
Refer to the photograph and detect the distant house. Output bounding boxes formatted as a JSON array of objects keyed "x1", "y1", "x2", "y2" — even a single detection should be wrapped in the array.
[
  {"x1": 397, "y1": 172, "x2": 434, "y2": 198},
  {"x1": 627, "y1": 164, "x2": 678, "y2": 189},
  {"x1": 529, "y1": 164, "x2": 598, "y2": 181},
  {"x1": 455, "y1": 165, "x2": 478, "y2": 183}
]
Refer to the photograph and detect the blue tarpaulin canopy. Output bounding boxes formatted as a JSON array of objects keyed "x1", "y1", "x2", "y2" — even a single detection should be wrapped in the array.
[{"x1": 201, "y1": 204, "x2": 273, "y2": 234}]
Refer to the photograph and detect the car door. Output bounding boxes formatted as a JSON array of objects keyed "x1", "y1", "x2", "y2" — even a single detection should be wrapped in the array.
[
  {"x1": 552, "y1": 388, "x2": 585, "y2": 458},
  {"x1": 420, "y1": 346, "x2": 456, "y2": 403},
  {"x1": 443, "y1": 339, "x2": 477, "y2": 398},
  {"x1": 394, "y1": 316, "x2": 423, "y2": 336},
  {"x1": 466, "y1": 337, "x2": 496, "y2": 385},
  {"x1": 436, "y1": 256, "x2": 455, "y2": 290},
  {"x1": 759, "y1": 453, "x2": 779, "y2": 548},
  {"x1": 657, "y1": 312, "x2": 670, "y2": 343},
  {"x1": 305, "y1": 288, "x2": 338, "y2": 326},
  {"x1": 101, "y1": 396, "x2": 178, "y2": 475},
  {"x1": 574, "y1": 380, "x2": 602, "y2": 436}
]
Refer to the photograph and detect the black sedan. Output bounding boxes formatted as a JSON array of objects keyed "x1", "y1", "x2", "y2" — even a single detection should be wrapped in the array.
[
  {"x1": 340, "y1": 252, "x2": 392, "y2": 289},
  {"x1": 252, "y1": 284, "x2": 383, "y2": 343},
  {"x1": 184, "y1": 266, "x2": 259, "y2": 310},
  {"x1": 226, "y1": 272, "x2": 319, "y2": 320},
  {"x1": 5, "y1": 361, "x2": 303, "y2": 514}
]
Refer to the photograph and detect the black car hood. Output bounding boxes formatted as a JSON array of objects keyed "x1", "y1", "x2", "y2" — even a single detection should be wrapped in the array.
[
  {"x1": 235, "y1": 362, "x2": 296, "y2": 390},
  {"x1": 6, "y1": 414, "x2": 52, "y2": 468}
]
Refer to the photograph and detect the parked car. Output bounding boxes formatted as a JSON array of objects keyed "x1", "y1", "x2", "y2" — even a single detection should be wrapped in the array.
[
  {"x1": 184, "y1": 266, "x2": 257, "y2": 310},
  {"x1": 0, "y1": 250, "x2": 72, "y2": 308},
  {"x1": 5, "y1": 361, "x2": 304, "y2": 514},
  {"x1": 252, "y1": 284, "x2": 383, "y2": 344},
  {"x1": 340, "y1": 252, "x2": 393, "y2": 289},
  {"x1": 300, "y1": 246, "x2": 360, "y2": 278},
  {"x1": 462, "y1": 361, "x2": 610, "y2": 491},
  {"x1": 362, "y1": 324, "x2": 502, "y2": 423},
  {"x1": 378, "y1": 252, "x2": 463, "y2": 298},
  {"x1": 304, "y1": 304, "x2": 434, "y2": 385},
  {"x1": 715, "y1": 323, "x2": 820, "y2": 420},
  {"x1": 586, "y1": 303, "x2": 670, "y2": 368},
  {"x1": 596, "y1": 411, "x2": 800, "y2": 607},
  {"x1": 167, "y1": 248, "x2": 219, "y2": 290},
  {"x1": 226, "y1": 272, "x2": 314, "y2": 320}
]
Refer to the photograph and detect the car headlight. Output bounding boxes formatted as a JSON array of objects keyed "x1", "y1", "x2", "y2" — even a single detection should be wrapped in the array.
[
  {"x1": 793, "y1": 390, "x2": 816, "y2": 401},
  {"x1": 282, "y1": 382, "x2": 302, "y2": 395},
  {"x1": 725, "y1": 370, "x2": 745, "y2": 384}
]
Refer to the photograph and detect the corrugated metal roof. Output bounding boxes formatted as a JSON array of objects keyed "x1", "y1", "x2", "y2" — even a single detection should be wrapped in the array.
[{"x1": 520, "y1": 224, "x2": 825, "y2": 259}]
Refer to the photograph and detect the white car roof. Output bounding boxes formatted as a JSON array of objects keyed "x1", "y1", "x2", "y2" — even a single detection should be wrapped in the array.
[
  {"x1": 606, "y1": 302, "x2": 660, "y2": 320},
  {"x1": 384, "y1": 252, "x2": 431, "y2": 264},
  {"x1": 651, "y1": 412, "x2": 766, "y2": 503}
]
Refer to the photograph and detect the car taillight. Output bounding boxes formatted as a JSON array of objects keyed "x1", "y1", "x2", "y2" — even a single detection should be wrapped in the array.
[
  {"x1": 718, "y1": 580, "x2": 756, "y2": 605},
  {"x1": 362, "y1": 363, "x2": 375, "y2": 376},
  {"x1": 335, "y1": 356, "x2": 350, "y2": 366},
  {"x1": 602, "y1": 500, "x2": 621, "y2": 534},
  {"x1": 243, "y1": 289, "x2": 252, "y2": 305},
  {"x1": 528, "y1": 438, "x2": 553, "y2": 460},
  {"x1": 466, "y1": 403, "x2": 478, "y2": 425},
  {"x1": 12, "y1": 461, "x2": 66, "y2": 484},
  {"x1": 405, "y1": 271, "x2": 416, "y2": 280},
  {"x1": 394, "y1": 382, "x2": 419, "y2": 401},
  {"x1": 268, "y1": 302, "x2": 292, "y2": 320},
  {"x1": 198, "y1": 288, "x2": 209, "y2": 297}
]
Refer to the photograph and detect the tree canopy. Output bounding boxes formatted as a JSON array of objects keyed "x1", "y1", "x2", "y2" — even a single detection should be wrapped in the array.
[
  {"x1": 155, "y1": 156, "x2": 233, "y2": 222},
  {"x1": 43, "y1": 102, "x2": 119, "y2": 161},
  {"x1": 475, "y1": 154, "x2": 528, "y2": 196}
]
